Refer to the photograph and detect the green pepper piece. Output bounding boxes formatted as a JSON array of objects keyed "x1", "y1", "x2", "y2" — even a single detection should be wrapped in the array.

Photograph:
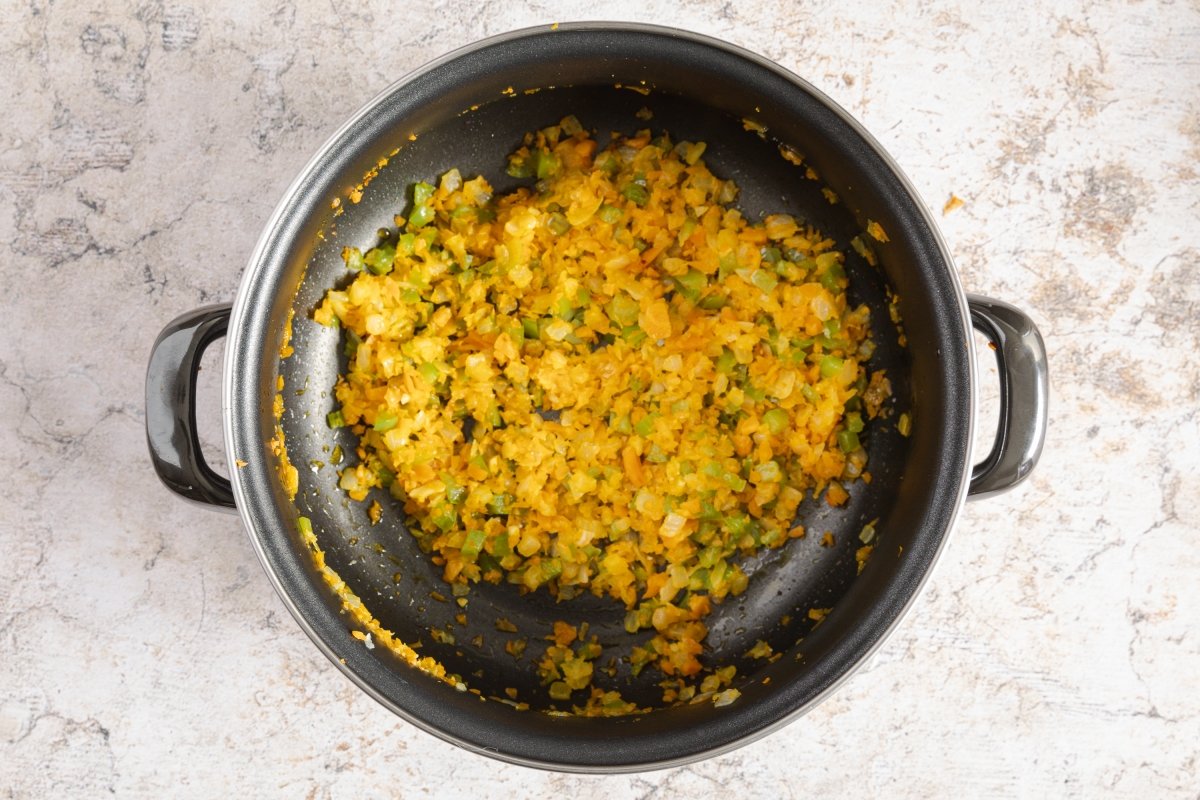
[
  {"x1": 407, "y1": 182, "x2": 436, "y2": 229},
  {"x1": 715, "y1": 348, "x2": 737, "y2": 374},
  {"x1": 726, "y1": 514, "x2": 751, "y2": 536},
  {"x1": 621, "y1": 183, "x2": 649, "y2": 206},
  {"x1": 363, "y1": 243, "x2": 396, "y2": 275},
  {"x1": 431, "y1": 509, "x2": 457, "y2": 532},
  {"x1": 418, "y1": 362, "x2": 441, "y2": 384},
  {"x1": 547, "y1": 212, "x2": 570, "y2": 236},
  {"x1": 461, "y1": 529, "x2": 487, "y2": 560},
  {"x1": 598, "y1": 204, "x2": 622, "y2": 224},
  {"x1": 718, "y1": 251, "x2": 738, "y2": 280},
  {"x1": 342, "y1": 246, "x2": 364, "y2": 272},
  {"x1": 678, "y1": 216, "x2": 697, "y2": 244},
  {"x1": 755, "y1": 460, "x2": 781, "y2": 481},
  {"x1": 554, "y1": 296, "x2": 576, "y2": 321},
  {"x1": 620, "y1": 325, "x2": 647, "y2": 347},
  {"x1": 819, "y1": 355, "x2": 844, "y2": 379},
  {"x1": 607, "y1": 292, "x2": 641, "y2": 326},
  {"x1": 762, "y1": 408, "x2": 788, "y2": 435},
  {"x1": 673, "y1": 268, "x2": 707, "y2": 302},
  {"x1": 534, "y1": 149, "x2": 561, "y2": 179},
  {"x1": 633, "y1": 413, "x2": 657, "y2": 437},
  {"x1": 819, "y1": 260, "x2": 846, "y2": 293},
  {"x1": 407, "y1": 206, "x2": 434, "y2": 229},
  {"x1": 487, "y1": 493, "x2": 513, "y2": 516},
  {"x1": 750, "y1": 269, "x2": 778, "y2": 293}
]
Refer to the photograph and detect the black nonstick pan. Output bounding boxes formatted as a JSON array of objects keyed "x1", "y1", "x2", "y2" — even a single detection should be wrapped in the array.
[{"x1": 146, "y1": 23, "x2": 1048, "y2": 772}]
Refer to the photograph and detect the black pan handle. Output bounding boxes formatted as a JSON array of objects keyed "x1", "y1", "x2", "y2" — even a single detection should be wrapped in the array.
[
  {"x1": 145, "y1": 304, "x2": 237, "y2": 510},
  {"x1": 967, "y1": 294, "x2": 1049, "y2": 499}
]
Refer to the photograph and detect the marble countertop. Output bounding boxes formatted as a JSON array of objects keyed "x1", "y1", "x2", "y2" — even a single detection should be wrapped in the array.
[{"x1": 2, "y1": 1, "x2": 1197, "y2": 797}]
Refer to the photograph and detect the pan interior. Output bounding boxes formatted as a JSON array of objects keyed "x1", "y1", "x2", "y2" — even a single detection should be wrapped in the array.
[{"x1": 229, "y1": 25, "x2": 970, "y2": 770}]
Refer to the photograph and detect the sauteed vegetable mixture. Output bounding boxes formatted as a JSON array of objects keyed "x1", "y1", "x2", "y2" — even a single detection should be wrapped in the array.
[{"x1": 315, "y1": 116, "x2": 885, "y2": 707}]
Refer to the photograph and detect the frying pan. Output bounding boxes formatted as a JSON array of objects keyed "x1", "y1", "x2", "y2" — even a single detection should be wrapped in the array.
[{"x1": 145, "y1": 23, "x2": 1048, "y2": 771}]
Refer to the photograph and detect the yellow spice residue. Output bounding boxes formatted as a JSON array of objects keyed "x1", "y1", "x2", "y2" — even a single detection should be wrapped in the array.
[
  {"x1": 856, "y1": 544, "x2": 874, "y2": 574},
  {"x1": 850, "y1": 235, "x2": 877, "y2": 267},
  {"x1": 866, "y1": 220, "x2": 889, "y2": 243},
  {"x1": 311, "y1": 116, "x2": 886, "y2": 709},
  {"x1": 943, "y1": 194, "x2": 965, "y2": 215},
  {"x1": 270, "y1": 425, "x2": 298, "y2": 500},
  {"x1": 745, "y1": 639, "x2": 774, "y2": 659},
  {"x1": 741, "y1": 118, "x2": 768, "y2": 138},
  {"x1": 778, "y1": 144, "x2": 804, "y2": 167},
  {"x1": 297, "y1": 516, "x2": 460, "y2": 689},
  {"x1": 279, "y1": 308, "x2": 295, "y2": 358},
  {"x1": 614, "y1": 83, "x2": 651, "y2": 96},
  {"x1": 345, "y1": 156, "x2": 395, "y2": 207}
]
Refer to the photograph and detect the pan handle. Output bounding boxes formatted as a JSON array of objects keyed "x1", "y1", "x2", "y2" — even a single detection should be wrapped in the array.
[
  {"x1": 966, "y1": 295, "x2": 1049, "y2": 499},
  {"x1": 145, "y1": 304, "x2": 237, "y2": 511}
]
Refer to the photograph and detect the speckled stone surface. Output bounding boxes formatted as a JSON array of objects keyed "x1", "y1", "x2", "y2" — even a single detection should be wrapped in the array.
[{"x1": 2, "y1": 1, "x2": 1198, "y2": 797}]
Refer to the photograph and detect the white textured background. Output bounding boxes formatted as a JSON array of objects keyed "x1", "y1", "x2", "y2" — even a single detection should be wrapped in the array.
[{"x1": 2, "y1": 1, "x2": 1198, "y2": 797}]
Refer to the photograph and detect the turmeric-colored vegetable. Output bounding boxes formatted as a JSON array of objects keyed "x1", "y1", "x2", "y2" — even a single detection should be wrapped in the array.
[{"x1": 316, "y1": 116, "x2": 881, "y2": 706}]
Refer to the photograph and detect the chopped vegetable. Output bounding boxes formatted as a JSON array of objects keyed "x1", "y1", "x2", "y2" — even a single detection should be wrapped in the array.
[
  {"x1": 762, "y1": 408, "x2": 789, "y2": 435},
  {"x1": 314, "y1": 117, "x2": 886, "y2": 710},
  {"x1": 620, "y1": 183, "x2": 649, "y2": 206},
  {"x1": 407, "y1": 182, "x2": 436, "y2": 228}
]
